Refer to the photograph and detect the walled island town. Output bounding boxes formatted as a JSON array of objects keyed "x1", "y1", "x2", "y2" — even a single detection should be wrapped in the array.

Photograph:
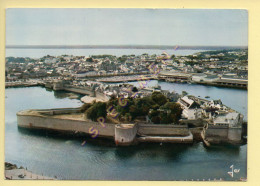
[{"x1": 4, "y1": 8, "x2": 249, "y2": 181}]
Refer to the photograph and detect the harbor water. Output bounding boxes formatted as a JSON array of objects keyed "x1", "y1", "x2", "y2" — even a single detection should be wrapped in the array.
[{"x1": 5, "y1": 82, "x2": 247, "y2": 180}]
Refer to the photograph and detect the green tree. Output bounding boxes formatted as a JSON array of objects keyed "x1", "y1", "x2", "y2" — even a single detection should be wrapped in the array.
[
  {"x1": 86, "y1": 102, "x2": 107, "y2": 121},
  {"x1": 129, "y1": 105, "x2": 140, "y2": 120},
  {"x1": 151, "y1": 92, "x2": 167, "y2": 106},
  {"x1": 151, "y1": 116, "x2": 161, "y2": 124},
  {"x1": 86, "y1": 57, "x2": 94, "y2": 62},
  {"x1": 148, "y1": 110, "x2": 160, "y2": 124},
  {"x1": 80, "y1": 103, "x2": 92, "y2": 112},
  {"x1": 132, "y1": 86, "x2": 138, "y2": 92},
  {"x1": 107, "y1": 95, "x2": 118, "y2": 106},
  {"x1": 160, "y1": 102, "x2": 183, "y2": 123},
  {"x1": 182, "y1": 91, "x2": 188, "y2": 97}
]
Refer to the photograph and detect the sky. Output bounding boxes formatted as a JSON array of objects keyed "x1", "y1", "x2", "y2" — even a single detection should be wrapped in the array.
[{"x1": 6, "y1": 9, "x2": 248, "y2": 46}]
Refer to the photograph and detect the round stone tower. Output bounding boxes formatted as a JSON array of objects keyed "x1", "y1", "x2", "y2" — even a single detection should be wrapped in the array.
[{"x1": 114, "y1": 124, "x2": 137, "y2": 146}]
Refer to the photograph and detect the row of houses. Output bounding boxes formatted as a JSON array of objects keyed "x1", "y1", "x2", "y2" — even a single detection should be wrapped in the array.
[{"x1": 177, "y1": 96, "x2": 243, "y2": 128}]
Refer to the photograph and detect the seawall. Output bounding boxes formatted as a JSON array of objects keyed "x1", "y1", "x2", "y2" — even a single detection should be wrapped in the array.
[
  {"x1": 138, "y1": 124, "x2": 189, "y2": 136},
  {"x1": 205, "y1": 125, "x2": 242, "y2": 144},
  {"x1": 17, "y1": 108, "x2": 194, "y2": 145},
  {"x1": 17, "y1": 109, "x2": 115, "y2": 138}
]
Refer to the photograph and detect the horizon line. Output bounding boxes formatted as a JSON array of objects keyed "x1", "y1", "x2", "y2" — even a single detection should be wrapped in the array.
[{"x1": 6, "y1": 45, "x2": 248, "y2": 50}]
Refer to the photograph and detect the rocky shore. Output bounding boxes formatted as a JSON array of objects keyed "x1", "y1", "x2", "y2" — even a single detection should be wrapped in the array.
[{"x1": 5, "y1": 162, "x2": 55, "y2": 180}]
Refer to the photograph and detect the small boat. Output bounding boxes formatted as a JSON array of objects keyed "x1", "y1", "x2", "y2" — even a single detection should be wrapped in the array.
[
  {"x1": 18, "y1": 174, "x2": 25, "y2": 178},
  {"x1": 205, "y1": 96, "x2": 210, "y2": 98}
]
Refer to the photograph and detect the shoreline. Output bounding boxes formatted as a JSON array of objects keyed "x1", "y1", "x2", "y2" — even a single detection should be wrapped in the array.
[
  {"x1": 5, "y1": 76, "x2": 247, "y2": 90},
  {"x1": 16, "y1": 107, "x2": 247, "y2": 146},
  {"x1": 5, "y1": 162, "x2": 56, "y2": 180}
]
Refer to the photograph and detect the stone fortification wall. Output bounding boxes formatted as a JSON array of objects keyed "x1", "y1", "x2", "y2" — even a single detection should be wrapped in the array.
[
  {"x1": 45, "y1": 82, "x2": 53, "y2": 89},
  {"x1": 180, "y1": 119, "x2": 206, "y2": 127},
  {"x1": 228, "y1": 127, "x2": 242, "y2": 142},
  {"x1": 137, "y1": 132, "x2": 193, "y2": 143},
  {"x1": 49, "y1": 81, "x2": 108, "y2": 100},
  {"x1": 95, "y1": 91, "x2": 109, "y2": 101},
  {"x1": 205, "y1": 125, "x2": 242, "y2": 143},
  {"x1": 114, "y1": 124, "x2": 138, "y2": 146},
  {"x1": 190, "y1": 127, "x2": 203, "y2": 141},
  {"x1": 205, "y1": 126, "x2": 228, "y2": 139},
  {"x1": 17, "y1": 114, "x2": 115, "y2": 138},
  {"x1": 137, "y1": 124, "x2": 189, "y2": 137},
  {"x1": 63, "y1": 87, "x2": 94, "y2": 96},
  {"x1": 53, "y1": 81, "x2": 64, "y2": 90},
  {"x1": 17, "y1": 109, "x2": 197, "y2": 145},
  {"x1": 38, "y1": 108, "x2": 81, "y2": 116}
]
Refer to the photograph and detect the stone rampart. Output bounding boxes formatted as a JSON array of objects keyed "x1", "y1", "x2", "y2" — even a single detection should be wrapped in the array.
[
  {"x1": 17, "y1": 113, "x2": 115, "y2": 138},
  {"x1": 228, "y1": 127, "x2": 242, "y2": 142},
  {"x1": 114, "y1": 124, "x2": 138, "y2": 146},
  {"x1": 63, "y1": 87, "x2": 94, "y2": 96},
  {"x1": 138, "y1": 124, "x2": 189, "y2": 136},
  {"x1": 205, "y1": 125, "x2": 242, "y2": 143},
  {"x1": 205, "y1": 127, "x2": 228, "y2": 139},
  {"x1": 17, "y1": 109, "x2": 197, "y2": 145}
]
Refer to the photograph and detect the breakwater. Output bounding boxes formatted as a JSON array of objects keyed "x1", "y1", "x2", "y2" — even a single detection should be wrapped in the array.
[{"x1": 5, "y1": 81, "x2": 45, "y2": 88}]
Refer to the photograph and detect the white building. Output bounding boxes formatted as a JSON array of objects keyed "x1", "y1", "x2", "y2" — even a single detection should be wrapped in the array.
[
  {"x1": 203, "y1": 75, "x2": 219, "y2": 83},
  {"x1": 191, "y1": 73, "x2": 207, "y2": 82},
  {"x1": 45, "y1": 58, "x2": 58, "y2": 64},
  {"x1": 213, "y1": 112, "x2": 243, "y2": 127},
  {"x1": 192, "y1": 74, "x2": 219, "y2": 83},
  {"x1": 177, "y1": 96, "x2": 203, "y2": 120},
  {"x1": 208, "y1": 99, "x2": 226, "y2": 110}
]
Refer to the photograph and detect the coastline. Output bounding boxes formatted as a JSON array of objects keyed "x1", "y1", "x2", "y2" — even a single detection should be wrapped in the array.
[
  {"x1": 5, "y1": 162, "x2": 55, "y2": 180},
  {"x1": 16, "y1": 106, "x2": 247, "y2": 146}
]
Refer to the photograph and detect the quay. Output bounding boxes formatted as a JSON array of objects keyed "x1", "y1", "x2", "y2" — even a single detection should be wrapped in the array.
[
  {"x1": 97, "y1": 75, "x2": 157, "y2": 83},
  {"x1": 196, "y1": 79, "x2": 247, "y2": 89},
  {"x1": 158, "y1": 71, "x2": 248, "y2": 89},
  {"x1": 74, "y1": 71, "x2": 150, "y2": 78},
  {"x1": 137, "y1": 131, "x2": 193, "y2": 143},
  {"x1": 5, "y1": 70, "x2": 247, "y2": 91},
  {"x1": 5, "y1": 80, "x2": 45, "y2": 88}
]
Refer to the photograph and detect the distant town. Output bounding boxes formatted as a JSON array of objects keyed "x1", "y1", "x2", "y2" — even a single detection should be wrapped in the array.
[
  {"x1": 5, "y1": 49, "x2": 248, "y2": 89},
  {"x1": 7, "y1": 49, "x2": 248, "y2": 147}
]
